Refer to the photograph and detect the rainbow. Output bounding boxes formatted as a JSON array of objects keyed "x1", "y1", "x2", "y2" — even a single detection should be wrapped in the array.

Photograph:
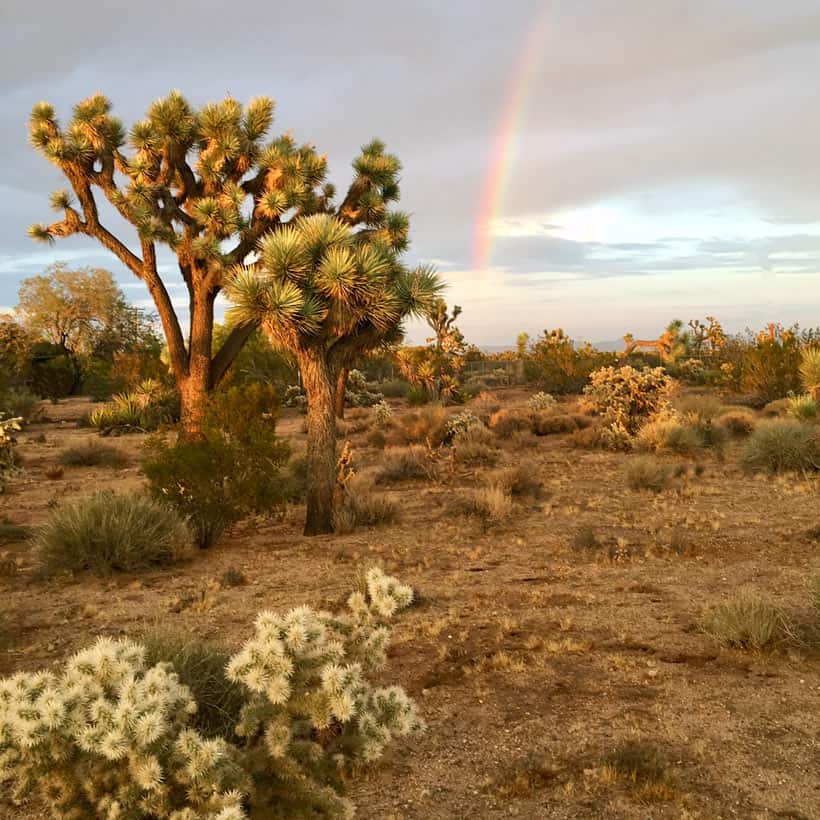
[{"x1": 473, "y1": 3, "x2": 551, "y2": 271}]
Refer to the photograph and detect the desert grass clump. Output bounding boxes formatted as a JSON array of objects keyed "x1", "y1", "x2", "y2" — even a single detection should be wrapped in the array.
[
  {"x1": 718, "y1": 408, "x2": 757, "y2": 437},
  {"x1": 701, "y1": 590, "x2": 789, "y2": 650},
  {"x1": 530, "y1": 412, "x2": 579, "y2": 436},
  {"x1": 34, "y1": 490, "x2": 190, "y2": 574},
  {"x1": 488, "y1": 408, "x2": 532, "y2": 438},
  {"x1": 375, "y1": 445, "x2": 438, "y2": 483},
  {"x1": 452, "y1": 424, "x2": 500, "y2": 465},
  {"x1": 636, "y1": 415, "x2": 701, "y2": 455},
  {"x1": 57, "y1": 441, "x2": 128, "y2": 468},
  {"x1": 625, "y1": 456, "x2": 674, "y2": 493},
  {"x1": 452, "y1": 484, "x2": 513, "y2": 529},
  {"x1": 787, "y1": 394, "x2": 819, "y2": 422},
  {"x1": 393, "y1": 404, "x2": 448, "y2": 446},
  {"x1": 335, "y1": 476, "x2": 400, "y2": 532},
  {"x1": 498, "y1": 460, "x2": 544, "y2": 500},
  {"x1": 601, "y1": 740, "x2": 676, "y2": 802},
  {"x1": 572, "y1": 526, "x2": 601, "y2": 552},
  {"x1": 675, "y1": 392, "x2": 724, "y2": 422},
  {"x1": 142, "y1": 631, "x2": 245, "y2": 739},
  {"x1": 739, "y1": 419, "x2": 820, "y2": 474},
  {"x1": 366, "y1": 428, "x2": 388, "y2": 450}
]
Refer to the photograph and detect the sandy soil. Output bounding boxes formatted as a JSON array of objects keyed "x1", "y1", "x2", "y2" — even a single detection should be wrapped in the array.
[{"x1": 1, "y1": 392, "x2": 819, "y2": 819}]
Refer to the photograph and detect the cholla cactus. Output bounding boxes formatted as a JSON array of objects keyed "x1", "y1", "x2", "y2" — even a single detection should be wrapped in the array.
[
  {"x1": 526, "y1": 391, "x2": 556, "y2": 412},
  {"x1": 445, "y1": 411, "x2": 482, "y2": 440},
  {"x1": 583, "y1": 365, "x2": 673, "y2": 436},
  {"x1": 0, "y1": 637, "x2": 246, "y2": 818},
  {"x1": 0, "y1": 417, "x2": 21, "y2": 492},
  {"x1": 373, "y1": 400, "x2": 393, "y2": 426},
  {"x1": 1, "y1": 569, "x2": 421, "y2": 819}
]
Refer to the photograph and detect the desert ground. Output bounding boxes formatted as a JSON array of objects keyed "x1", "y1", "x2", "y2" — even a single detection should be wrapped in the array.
[{"x1": 1, "y1": 390, "x2": 819, "y2": 819}]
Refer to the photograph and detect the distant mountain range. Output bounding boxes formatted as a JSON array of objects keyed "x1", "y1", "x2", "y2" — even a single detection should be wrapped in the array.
[{"x1": 478, "y1": 340, "x2": 625, "y2": 354}]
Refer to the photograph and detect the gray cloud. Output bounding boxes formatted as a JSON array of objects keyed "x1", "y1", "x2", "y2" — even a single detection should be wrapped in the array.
[{"x1": 1, "y1": 0, "x2": 819, "y2": 339}]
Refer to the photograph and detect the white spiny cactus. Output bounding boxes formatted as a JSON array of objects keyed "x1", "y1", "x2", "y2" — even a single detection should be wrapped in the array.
[{"x1": 1, "y1": 568, "x2": 421, "y2": 819}]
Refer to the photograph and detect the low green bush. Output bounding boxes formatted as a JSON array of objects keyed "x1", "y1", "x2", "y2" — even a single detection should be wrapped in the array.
[
  {"x1": 739, "y1": 420, "x2": 820, "y2": 473},
  {"x1": 34, "y1": 490, "x2": 190, "y2": 574}
]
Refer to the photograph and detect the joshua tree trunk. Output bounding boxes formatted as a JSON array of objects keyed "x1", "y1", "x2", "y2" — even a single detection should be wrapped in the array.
[
  {"x1": 335, "y1": 367, "x2": 348, "y2": 419},
  {"x1": 176, "y1": 289, "x2": 216, "y2": 441},
  {"x1": 300, "y1": 349, "x2": 337, "y2": 535}
]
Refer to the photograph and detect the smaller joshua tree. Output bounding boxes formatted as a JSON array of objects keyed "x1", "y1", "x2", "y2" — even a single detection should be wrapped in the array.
[{"x1": 0, "y1": 568, "x2": 422, "y2": 819}]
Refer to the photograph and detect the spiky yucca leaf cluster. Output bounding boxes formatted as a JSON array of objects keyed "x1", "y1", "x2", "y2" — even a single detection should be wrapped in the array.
[
  {"x1": 224, "y1": 213, "x2": 438, "y2": 357},
  {"x1": 0, "y1": 569, "x2": 421, "y2": 819},
  {"x1": 0, "y1": 637, "x2": 246, "y2": 819}
]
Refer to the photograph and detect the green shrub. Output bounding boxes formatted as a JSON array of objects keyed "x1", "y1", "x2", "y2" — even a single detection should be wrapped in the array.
[
  {"x1": 34, "y1": 490, "x2": 190, "y2": 574},
  {"x1": 379, "y1": 378, "x2": 410, "y2": 398},
  {"x1": 0, "y1": 568, "x2": 422, "y2": 818},
  {"x1": 625, "y1": 456, "x2": 674, "y2": 492},
  {"x1": 405, "y1": 385, "x2": 429, "y2": 406},
  {"x1": 739, "y1": 420, "x2": 820, "y2": 474},
  {"x1": 144, "y1": 388, "x2": 290, "y2": 549},
  {"x1": 741, "y1": 329, "x2": 801, "y2": 402},
  {"x1": 0, "y1": 389, "x2": 40, "y2": 424},
  {"x1": 701, "y1": 590, "x2": 788, "y2": 649},
  {"x1": 524, "y1": 328, "x2": 614, "y2": 393},
  {"x1": 58, "y1": 441, "x2": 128, "y2": 468},
  {"x1": 375, "y1": 446, "x2": 437, "y2": 483}
]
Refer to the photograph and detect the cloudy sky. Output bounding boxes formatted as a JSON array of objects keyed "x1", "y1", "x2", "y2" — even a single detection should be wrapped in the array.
[{"x1": 2, "y1": 0, "x2": 820, "y2": 346}]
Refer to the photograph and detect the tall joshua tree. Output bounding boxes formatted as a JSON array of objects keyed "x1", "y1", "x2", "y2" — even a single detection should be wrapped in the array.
[
  {"x1": 225, "y1": 211, "x2": 439, "y2": 535},
  {"x1": 27, "y1": 92, "x2": 404, "y2": 438}
]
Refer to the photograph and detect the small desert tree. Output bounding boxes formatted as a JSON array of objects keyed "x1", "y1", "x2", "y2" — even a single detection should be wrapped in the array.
[
  {"x1": 225, "y1": 212, "x2": 439, "y2": 535},
  {"x1": 27, "y1": 92, "x2": 411, "y2": 438}
]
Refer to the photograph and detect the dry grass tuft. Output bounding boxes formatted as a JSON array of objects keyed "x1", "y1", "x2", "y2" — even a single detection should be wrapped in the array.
[
  {"x1": 718, "y1": 408, "x2": 757, "y2": 437},
  {"x1": 625, "y1": 456, "x2": 675, "y2": 492},
  {"x1": 375, "y1": 446, "x2": 438, "y2": 483},
  {"x1": 701, "y1": 589, "x2": 789, "y2": 650},
  {"x1": 452, "y1": 484, "x2": 513, "y2": 529},
  {"x1": 452, "y1": 425, "x2": 500, "y2": 465},
  {"x1": 334, "y1": 476, "x2": 400, "y2": 533},
  {"x1": 498, "y1": 460, "x2": 544, "y2": 500},
  {"x1": 58, "y1": 441, "x2": 128, "y2": 468}
]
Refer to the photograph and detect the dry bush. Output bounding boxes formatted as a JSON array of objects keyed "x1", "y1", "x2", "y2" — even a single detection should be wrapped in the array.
[
  {"x1": 366, "y1": 428, "x2": 388, "y2": 449},
  {"x1": 391, "y1": 405, "x2": 448, "y2": 446},
  {"x1": 452, "y1": 425, "x2": 500, "y2": 465},
  {"x1": 335, "y1": 476, "x2": 400, "y2": 532},
  {"x1": 452, "y1": 484, "x2": 513, "y2": 529},
  {"x1": 498, "y1": 460, "x2": 544, "y2": 499},
  {"x1": 471, "y1": 390, "x2": 501, "y2": 418},
  {"x1": 488, "y1": 408, "x2": 532, "y2": 438},
  {"x1": 375, "y1": 446, "x2": 438, "y2": 483},
  {"x1": 675, "y1": 393, "x2": 724, "y2": 421},
  {"x1": 530, "y1": 412, "x2": 579, "y2": 436},
  {"x1": 572, "y1": 526, "x2": 601, "y2": 552},
  {"x1": 701, "y1": 590, "x2": 789, "y2": 650},
  {"x1": 740, "y1": 419, "x2": 820, "y2": 473},
  {"x1": 635, "y1": 415, "x2": 702, "y2": 455},
  {"x1": 34, "y1": 490, "x2": 190, "y2": 574},
  {"x1": 601, "y1": 740, "x2": 677, "y2": 802},
  {"x1": 509, "y1": 430, "x2": 539, "y2": 450},
  {"x1": 762, "y1": 398, "x2": 790, "y2": 417},
  {"x1": 625, "y1": 456, "x2": 675, "y2": 492},
  {"x1": 57, "y1": 441, "x2": 128, "y2": 468},
  {"x1": 718, "y1": 408, "x2": 757, "y2": 437}
]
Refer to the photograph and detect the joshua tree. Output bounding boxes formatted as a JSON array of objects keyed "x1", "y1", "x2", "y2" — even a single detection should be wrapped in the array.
[
  {"x1": 226, "y1": 212, "x2": 439, "y2": 535},
  {"x1": 27, "y1": 92, "x2": 401, "y2": 438},
  {"x1": 426, "y1": 298, "x2": 462, "y2": 350}
]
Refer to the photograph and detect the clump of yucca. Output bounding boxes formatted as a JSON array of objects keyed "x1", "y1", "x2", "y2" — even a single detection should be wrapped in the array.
[
  {"x1": 526, "y1": 391, "x2": 556, "y2": 412},
  {"x1": 375, "y1": 446, "x2": 437, "y2": 483},
  {"x1": 34, "y1": 490, "x2": 190, "y2": 574},
  {"x1": 700, "y1": 590, "x2": 789, "y2": 650},
  {"x1": 739, "y1": 419, "x2": 820, "y2": 474},
  {"x1": 799, "y1": 346, "x2": 820, "y2": 398},
  {"x1": 0, "y1": 568, "x2": 422, "y2": 819}
]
